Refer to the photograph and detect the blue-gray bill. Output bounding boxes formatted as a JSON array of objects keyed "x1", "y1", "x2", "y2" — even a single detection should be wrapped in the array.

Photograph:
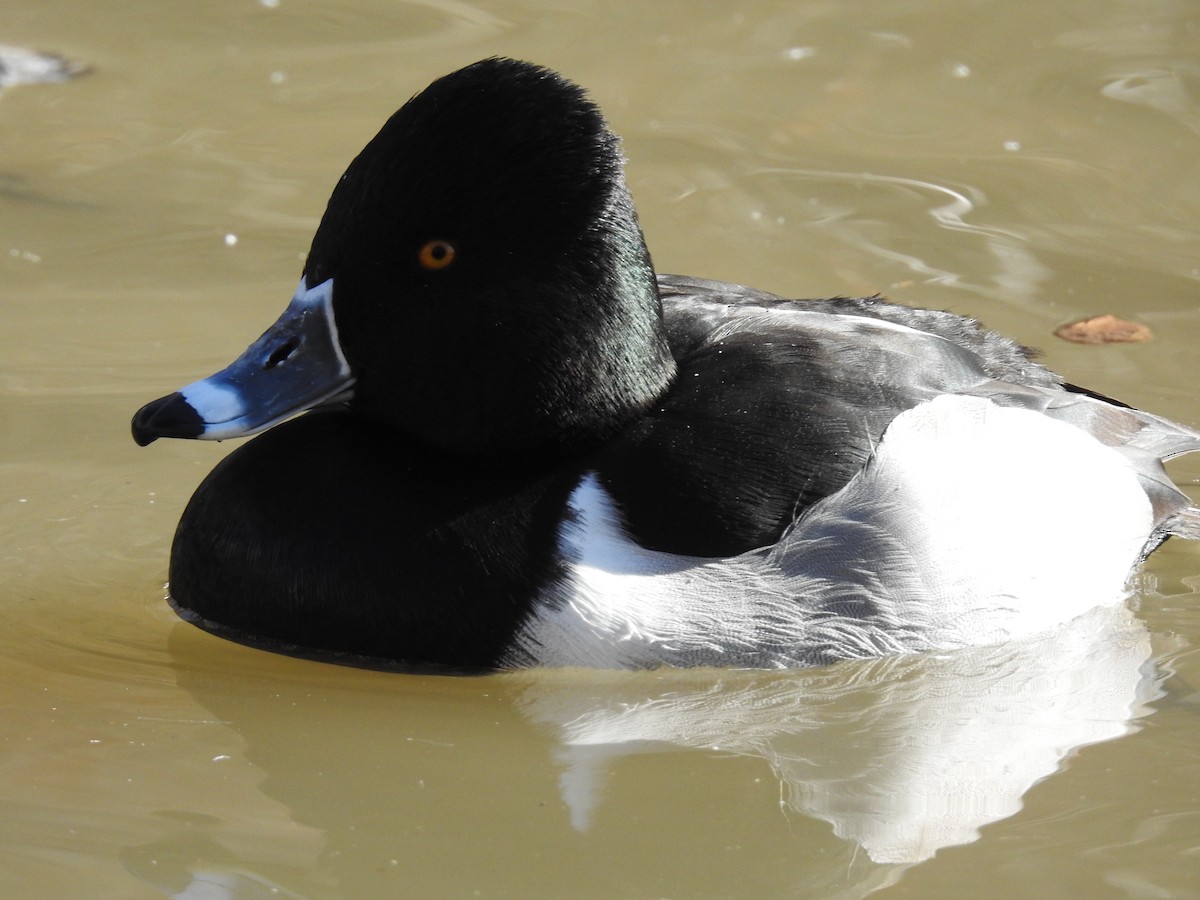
[{"x1": 131, "y1": 277, "x2": 354, "y2": 446}]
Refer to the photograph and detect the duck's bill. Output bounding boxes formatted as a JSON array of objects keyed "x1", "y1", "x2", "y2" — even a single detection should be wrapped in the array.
[{"x1": 131, "y1": 278, "x2": 355, "y2": 446}]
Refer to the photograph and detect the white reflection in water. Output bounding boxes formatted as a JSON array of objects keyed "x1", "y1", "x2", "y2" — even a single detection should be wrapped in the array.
[
  {"x1": 1102, "y1": 70, "x2": 1200, "y2": 136},
  {"x1": 516, "y1": 603, "x2": 1158, "y2": 866}
]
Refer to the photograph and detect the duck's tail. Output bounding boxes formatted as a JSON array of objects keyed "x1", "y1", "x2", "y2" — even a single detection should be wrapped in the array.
[{"x1": 1165, "y1": 506, "x2": 1200, "y2": 540}]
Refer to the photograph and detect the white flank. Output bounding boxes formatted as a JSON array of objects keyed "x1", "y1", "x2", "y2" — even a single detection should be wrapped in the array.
[
  {"x1": 820, "y1": 394, "x2": 1156, "y2": 644},
  {"x1": 509, "y1": 394, "x2": 1157, "y2": 669}
]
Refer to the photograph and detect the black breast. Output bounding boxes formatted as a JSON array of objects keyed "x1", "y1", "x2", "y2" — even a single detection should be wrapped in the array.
[{"x1": 168, "y1": 409, "x2": 575, "y2": 670}]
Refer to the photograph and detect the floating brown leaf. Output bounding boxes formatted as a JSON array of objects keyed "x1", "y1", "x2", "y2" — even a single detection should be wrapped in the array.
[{"x1": 1053, "y1": 314, "x2": 1152, "y2": 345}]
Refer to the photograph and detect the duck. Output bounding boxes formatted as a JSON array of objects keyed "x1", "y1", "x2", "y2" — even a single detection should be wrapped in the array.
[{"x1": 132, "y1": 57, "x2": 1200, "y2": 672}]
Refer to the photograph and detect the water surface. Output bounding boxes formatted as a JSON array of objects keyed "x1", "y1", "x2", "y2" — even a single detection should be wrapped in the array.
[{"x1": 3, "y1": 0, "x2": 1199, "y2": 896}]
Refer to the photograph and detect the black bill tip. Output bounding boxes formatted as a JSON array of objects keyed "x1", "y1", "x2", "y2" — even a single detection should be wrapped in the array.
[{"x1": 132, "y1": 392, "x2": 205, "y2": 446}]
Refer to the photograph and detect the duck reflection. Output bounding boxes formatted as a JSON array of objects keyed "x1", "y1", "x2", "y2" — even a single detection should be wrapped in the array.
[
  {"x1": 514, "y1": 603, "x2": 1158, "y2": 865},
  {"x1": 146, "y1": 604, "x2": 1158, "y2": 897}
]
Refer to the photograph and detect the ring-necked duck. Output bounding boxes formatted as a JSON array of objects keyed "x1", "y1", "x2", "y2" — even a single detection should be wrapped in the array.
[{"x1": 132, "y1": 58, "x2": 1200, "y2": 671}]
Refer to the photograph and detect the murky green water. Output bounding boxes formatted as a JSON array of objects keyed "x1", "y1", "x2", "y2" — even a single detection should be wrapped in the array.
[{"x1": 3, "y1": 0, "x2": 1199, "y2": 896}]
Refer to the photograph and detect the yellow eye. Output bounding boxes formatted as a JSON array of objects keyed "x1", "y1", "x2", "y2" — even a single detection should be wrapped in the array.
[{"x1": 418, "y1": 239, "x2": 456, "y2": 270}]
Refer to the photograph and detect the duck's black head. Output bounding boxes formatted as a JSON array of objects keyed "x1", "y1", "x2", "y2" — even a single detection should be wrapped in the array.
[{"x1": 133, "y1": 58, "x2": 676, "y2": 458}]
